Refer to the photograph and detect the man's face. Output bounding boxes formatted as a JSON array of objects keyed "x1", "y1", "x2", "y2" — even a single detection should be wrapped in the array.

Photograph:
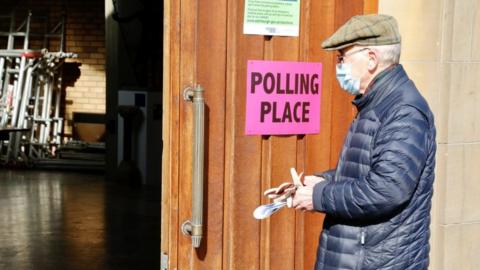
[{"x1": 337, "y1": 46, "x2": 371, "y2": 93}]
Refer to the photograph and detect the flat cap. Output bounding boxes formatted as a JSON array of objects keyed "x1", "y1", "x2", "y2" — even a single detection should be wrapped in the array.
[{"x1": 322, "y1": 14, "x2": 401, "y2": 51}]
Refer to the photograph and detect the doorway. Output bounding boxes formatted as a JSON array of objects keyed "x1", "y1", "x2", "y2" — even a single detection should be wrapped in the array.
[{"x1": 162, "y1": 0, "x2": 378, "y2": 269}]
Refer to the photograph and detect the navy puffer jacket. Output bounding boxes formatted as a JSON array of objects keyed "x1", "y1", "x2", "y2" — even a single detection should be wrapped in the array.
[{"x1": 312, "y1": 65, "x2": 436, "y2": 270}]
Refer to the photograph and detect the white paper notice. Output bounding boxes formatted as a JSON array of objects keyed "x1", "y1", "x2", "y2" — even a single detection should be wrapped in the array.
[{"x1": 243, "y1": 0, "x2": 300, "y2": 37}]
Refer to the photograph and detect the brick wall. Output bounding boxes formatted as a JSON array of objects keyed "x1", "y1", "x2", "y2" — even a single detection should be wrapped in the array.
[
  {"x1": 1, "y1": 0, "x2": 106, "y2": 136},
  {"x1": 63, "y1": 0, "x2": 105, "y2": 136}
]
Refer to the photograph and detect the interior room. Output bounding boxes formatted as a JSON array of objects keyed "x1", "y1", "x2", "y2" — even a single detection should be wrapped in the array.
[{"x1": 0, "y1": 0, "x2": 162, "y2": 269}]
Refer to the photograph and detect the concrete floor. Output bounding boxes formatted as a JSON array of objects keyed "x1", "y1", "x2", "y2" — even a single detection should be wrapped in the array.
[{"x1": 0, "y1": 170, "x2": 160, "y2": 270}]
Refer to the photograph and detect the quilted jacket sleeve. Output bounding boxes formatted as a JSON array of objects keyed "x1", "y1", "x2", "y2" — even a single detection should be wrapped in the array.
[{"x1": 312, "y1": 105, "x2": 431, "y2": 220}]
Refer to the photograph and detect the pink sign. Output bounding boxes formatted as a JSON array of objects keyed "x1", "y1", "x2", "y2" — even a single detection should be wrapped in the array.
[{"x1": 245, "y1": 60, "x2": 322, "y2": 135}]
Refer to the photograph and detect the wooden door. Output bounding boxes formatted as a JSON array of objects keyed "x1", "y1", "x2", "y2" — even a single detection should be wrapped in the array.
[{"x1": 162, "y1": 1, "x2": 378, "y2": 269}]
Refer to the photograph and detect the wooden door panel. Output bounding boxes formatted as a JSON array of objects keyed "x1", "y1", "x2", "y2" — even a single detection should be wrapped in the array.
[
  {"x1": 223, "y1": 1, "x2": 265, "y2": 269},
  {"x1": 260, "y1": 28, "x2": 301, "y2": 270},
  {"x1": 177, "y1": 0, "x2": 197, "y2": 267},
  {"x1": 193, "y1": 0, "x2": 228, "y2": 269},
  {"x1": 162, "y1": 0, "x2": 181, "y2": 268},
  {"x1": 266, "y1": 136, "x2": 298, "y2": 270}
]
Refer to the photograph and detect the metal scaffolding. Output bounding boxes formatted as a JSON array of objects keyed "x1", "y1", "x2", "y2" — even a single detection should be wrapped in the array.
[{"x1": 0, "y1": 11, "x2": 78, "y2": 165}]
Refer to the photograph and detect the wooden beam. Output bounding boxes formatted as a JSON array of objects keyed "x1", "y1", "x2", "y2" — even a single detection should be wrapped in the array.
[{"x1": 364, "y1": 0, "x2": 379, "y2": 14}]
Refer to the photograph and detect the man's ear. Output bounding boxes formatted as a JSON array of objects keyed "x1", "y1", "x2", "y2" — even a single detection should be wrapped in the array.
[{"x1": 367, "y1": 51, "x2": 378, "y2": 71}]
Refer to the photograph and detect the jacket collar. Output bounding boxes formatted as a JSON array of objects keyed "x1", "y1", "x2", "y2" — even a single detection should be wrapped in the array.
[{"x1": 352, "y1": 64, "x2": 409, "y2": 112}]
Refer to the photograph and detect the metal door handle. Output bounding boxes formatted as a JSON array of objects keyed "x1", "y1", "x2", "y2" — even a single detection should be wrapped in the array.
[{"x1": 181, "y1": 85, "x2": 205, "y2": 248}]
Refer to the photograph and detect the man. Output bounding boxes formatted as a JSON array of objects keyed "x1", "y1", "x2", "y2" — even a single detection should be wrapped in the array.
[{"x1": 292, "y1": 14, "x2": 437, "y2": 270}]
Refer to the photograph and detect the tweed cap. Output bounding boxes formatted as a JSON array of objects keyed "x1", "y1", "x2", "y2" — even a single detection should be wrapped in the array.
[{"x1": 322, "y1": 14, "x2": 401, "y2": 51}]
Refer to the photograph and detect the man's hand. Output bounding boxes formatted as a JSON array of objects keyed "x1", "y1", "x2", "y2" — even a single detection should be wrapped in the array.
[{"x1": 292, "y1": 175, "x2": 325, "y2": 211}]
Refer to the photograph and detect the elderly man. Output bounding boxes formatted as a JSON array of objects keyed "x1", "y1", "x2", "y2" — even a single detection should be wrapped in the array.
[{"x1": 292, "y1": 14, "x2": 436, "y2": 270}]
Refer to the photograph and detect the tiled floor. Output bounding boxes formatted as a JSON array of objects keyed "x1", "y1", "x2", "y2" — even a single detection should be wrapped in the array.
[{"x1": 0, "y1": 170, "x2": 160, "y2": 270}]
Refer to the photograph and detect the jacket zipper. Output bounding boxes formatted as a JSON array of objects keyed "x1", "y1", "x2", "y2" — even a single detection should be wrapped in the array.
[
  {"x1": 361, "y1": 229, "x2": 366, "y2": 245},
  {"x1": 357, "y1": 228, "x2": 366, "y2": 270}
]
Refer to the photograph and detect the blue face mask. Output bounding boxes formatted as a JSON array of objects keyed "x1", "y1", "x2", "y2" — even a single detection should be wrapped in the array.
[{"x1": 336, "y1": 63, "x2": 361, "y2": 95}]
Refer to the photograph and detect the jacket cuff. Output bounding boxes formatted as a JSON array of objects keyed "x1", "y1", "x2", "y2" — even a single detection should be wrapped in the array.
[
  {"x1": 312, "y1": 180, "x2": 329, "y2": 212},
  {"x1": 314, "y1": 169, "x2": 335, "y2": 182}
]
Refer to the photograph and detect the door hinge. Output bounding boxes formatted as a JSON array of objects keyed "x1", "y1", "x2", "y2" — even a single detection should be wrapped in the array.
[{"x1": 161, "y1": 252, "x2": 168, "y2": 270}]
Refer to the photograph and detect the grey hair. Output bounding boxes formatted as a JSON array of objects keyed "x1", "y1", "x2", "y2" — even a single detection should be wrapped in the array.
[{"x1": 370, "y1": 43, "x2": 402, "y2": 65}]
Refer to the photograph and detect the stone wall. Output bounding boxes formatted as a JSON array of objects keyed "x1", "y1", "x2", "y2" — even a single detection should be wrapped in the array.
[{"x1": 379, "y1": 0, "x2": 480, "y2": 269}]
